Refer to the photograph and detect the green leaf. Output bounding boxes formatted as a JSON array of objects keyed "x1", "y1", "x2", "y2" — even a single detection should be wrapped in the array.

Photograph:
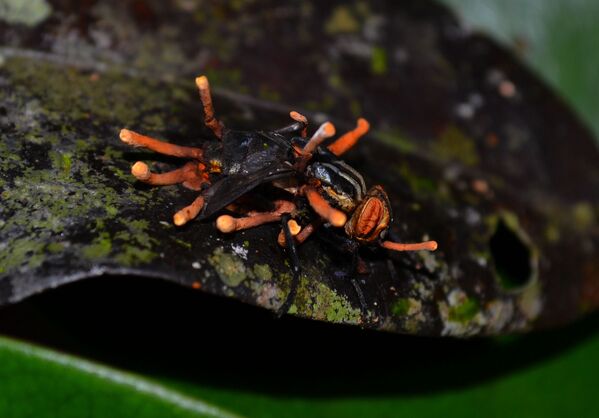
[
  {"x1": 173, "y1": 323, "x2": 599, "y2": 418},
  {"x1": 2, "y1": 314, "x2": 599, "y2": 418},
  {"x1": 0, "y1": 336, "x2": 242, "y2": 418}
]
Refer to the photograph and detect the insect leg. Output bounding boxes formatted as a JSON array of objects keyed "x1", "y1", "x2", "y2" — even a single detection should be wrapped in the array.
[
  {"x1": 301, "y1": 186, "x2": 347, "y2": 227},
  {"x1": 215, "y1": 200, "x2": 296, "y2": 233},
  {"x1": 277, "y1": 219, "x2": 322, "y2": 247},
  {"x1": 327, "y1": 118, "x2": 370, "y2": 156},
  {"x1": 120, "y1": 129, "x2": 204, "y2": 159},
  {"x1": 274, "y1": 122, "x2": 305, "y2": 137},
  {"x1": 350, "y1": 274, "x2": 368, "y2": 313},
  {"x1": 318, "y1": 227, "x2": 368, "y2": 312},
  {"x1": 277, "y1": 213, "x2": 302, "y2": 317},
  {"x1": 290, "y1": 111, "x2": 308, "y2": 138},
  {"x1": 351, "y1": 254, "x2": 370, "y2": 312},
  {"x1": 130, "y1": 161, "x2": 209, "y2": 190},
  {"x1": 195, "y1": 76, "x2": 224, "y2": 140},
  {"x1": 274, "y1": 111, "x2": 308, "y2": 137}
]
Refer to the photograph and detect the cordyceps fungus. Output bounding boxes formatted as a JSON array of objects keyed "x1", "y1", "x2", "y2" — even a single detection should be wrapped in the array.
[{"x1": 118, "y1": 75, "x2": 437, "y2": 317}]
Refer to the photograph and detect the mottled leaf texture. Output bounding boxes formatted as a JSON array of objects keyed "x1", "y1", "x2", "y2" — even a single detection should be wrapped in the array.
[{"x1": 0, "y1": 0, "x2": 598, "y2": 336}]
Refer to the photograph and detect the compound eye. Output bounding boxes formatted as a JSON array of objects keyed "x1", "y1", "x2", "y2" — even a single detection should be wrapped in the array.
[{"x1": 379, "y1": 229, "x2": 388, "y2": 240}]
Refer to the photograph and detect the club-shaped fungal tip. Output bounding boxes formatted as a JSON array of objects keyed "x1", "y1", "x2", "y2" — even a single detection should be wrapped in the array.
[
  {"x1": 216, "y1": 215, "x2": 237, "y2": 233},
  {"x1": 173, "y1": 211, "x2": 189, "y2": 226},
  {"x1": 330, "y1": 211, "x2": 347, "y2": 228},
  {"x1": 195, "y1": 75, "x2": 209, "y2": 89},
  {"x1": 131, "y1": 161, "x2": 151, "y2": 180},
  {"x1": 119, "y1": 128, "x2": 134, "y2": 144},
  {"x1": 277, "y1": 230, "x2": 287, "y2": 247},
  {"x1": 357, "y1": 118, "x2": 370, "y2": 131},
  {"x1": 322, "y1": 122, "x2": 336, "y2": 137},
  {"x1": 290, "y1": 111, "x2": 307, "y2": 124},
  {"x1": 287, "y1": 219, "x2": 302, "y2": 236}
]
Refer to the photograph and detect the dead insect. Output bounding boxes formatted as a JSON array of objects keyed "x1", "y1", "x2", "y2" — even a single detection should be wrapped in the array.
[{"x1": 119, "y1": 75, "x2": 437, "y2": 315}]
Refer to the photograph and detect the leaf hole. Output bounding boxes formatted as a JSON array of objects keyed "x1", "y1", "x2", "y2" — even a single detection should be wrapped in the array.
[{"x1": 490, "y1": 217, "x2": 534, "y2": 290}]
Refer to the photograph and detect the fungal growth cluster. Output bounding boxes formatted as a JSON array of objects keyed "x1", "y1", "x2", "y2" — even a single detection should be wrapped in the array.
[{"x1": 119, "y1": 75, "x2": 437, "y2": 314}]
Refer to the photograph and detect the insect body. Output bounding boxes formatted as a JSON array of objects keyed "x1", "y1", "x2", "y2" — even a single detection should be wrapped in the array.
[{"x1": 119, "y1": 75, "x2": 437, "y2": 315}]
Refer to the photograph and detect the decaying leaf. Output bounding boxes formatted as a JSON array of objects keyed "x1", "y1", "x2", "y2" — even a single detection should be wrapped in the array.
[{"x1": 0, "y1": 0, "x2": 597, "y2": 336}]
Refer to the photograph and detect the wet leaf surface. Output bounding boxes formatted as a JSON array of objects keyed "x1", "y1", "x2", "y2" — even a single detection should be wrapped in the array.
[
  {"x1": 1, "y1": 0, "x2": 598, "y2": 336},
  {"x1": 0, "y1": 335, "x2": 242, "y2": 418}
]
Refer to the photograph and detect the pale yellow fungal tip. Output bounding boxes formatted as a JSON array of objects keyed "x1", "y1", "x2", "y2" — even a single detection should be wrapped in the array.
[
  {"x1": 216, "y1": 215, "x2": 237, "y2": 233},
  {"x1": 290, "y1": 111, "x2": 307, "y2": 123},
  {"x1": 287, "y1": 219, "x2": 301, "y2": 236},
  {"x1": 131, "y1": 161, "x2": 151, "y2": 180},
  {"x1": 119, "y1": 128, "x2": 133, "y2": 144},
  {"x1": 322, "y1": 122, "x2": 336, "y2": 137},
  {"x1": 330, "y1": 211, "x2": 347, "y2": 228},
  {"x1": 357, "y1": 118, "x2": 370, "y2": 131},
  {"x1": 195, "y1": 75, "x2": 209, "y2": 89},
  {"x1": 173, "y1": 212, "x2": 188, "y2": 226}
]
